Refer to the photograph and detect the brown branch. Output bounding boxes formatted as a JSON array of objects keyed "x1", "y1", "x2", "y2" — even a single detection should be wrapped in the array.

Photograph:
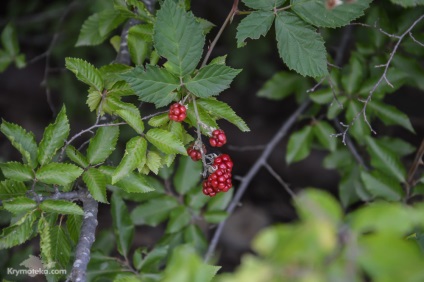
[{"x1": 406, "y1": 139, "x2": 424, "y2": 198}]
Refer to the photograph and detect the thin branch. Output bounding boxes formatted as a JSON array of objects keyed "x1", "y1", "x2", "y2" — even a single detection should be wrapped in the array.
[
  {"x1": 409, "y1": 32, "x2": 424, "y2": 47},
  {"x1": 204, "y1": 99, "x2": 310, "y2": 262},
  {"x1": 263, "y1": 162, "x2": 296, "y2": 198},
  {"x1": 227, "y1": 144, "x2": 267, "y2": 151},
  {"x1": 192, "y1": 97, "x2": 209, "y2": 176},
  {"x1": 349, "y1": 22, "x2": 400, "y2": 39},
  {"x1": 406, "y1": 139, "x2": 424, "y2": 198}
]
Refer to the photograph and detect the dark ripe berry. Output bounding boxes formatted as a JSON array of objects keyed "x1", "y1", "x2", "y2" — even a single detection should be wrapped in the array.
[
  {"x1": 187, "y1": 143, "x2": 206, "y2": 162},
  {"x1": 169, "y1": 103, "x2": 187, "y2": 122},
  {"x1": 201, "y1": 153, "x2": 234, "y2": 197},
  {"x1": 209, "y1": 129, "x2": 227, "y2": 147}
]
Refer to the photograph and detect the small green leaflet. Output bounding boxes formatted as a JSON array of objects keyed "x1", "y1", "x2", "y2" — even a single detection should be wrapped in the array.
[
  {"x1": 111, "y1": 193, "x2": 134, "y2": 258},
  {"x1": 112, "y1": 137, "x2": 147, "y2": 184},
  {"x1": 121, "y1": 65, "x2": 179, "y2": 108},
  {"x1": 203, "y1": 210, "x2": 228, "y2": 224},
  {"x1": 313, "y1": 121, "x2": 337, "y2": 152},
  {"x1": 87, "y1": 126, "x2": 120, "y2": 165},
  {"x1": 368, "y1": 101, "x2": 415, "y2": 133},
  {"x1": 242, "y1": 0, "x2": 286, "y2": 10},
  {"x1": 65, "y1": 58, "x2": 104, "y2": 92},
  {"x1": 65, "y1": 145, "x2": 89, "y2": 168},
  {"x1": 0, "y1": 211, "x2": 38, "y2": 249},
  {"x1": 197, "y1": 98, "x2": 250, "y2": 132},
  {"x1": 291, "y1": 0, "x2": 372, "y2": 28},
  {"x1": 0, "y1": 162, "x2": 33, "y2": 181},
  {"x1": 286, "y1": 125, "x2": 313, "y2": 164},
  {"x1": 36, "y1": 163, "x2": 83, "y2": 186},
  {"x1": 275, "y1": 12, "x2": 328, "y2": 77},
  {"x1": 148, "y1": 113, "x2": 169, "y2": 127},
  {"x1": 166, "y1": 206, "x2": 191, "y2": 234},
  {"x1": 1, "y1": 120, "x2": 38, "y2": 168},
  {"x1": 37, "y1": 106, "x2": 70, "y2": 166},
  {"x1": 3, "y1": 197, "x2": 37, "y2": 214},
  {"x1": 185, "y1": 64, "x2": 241, "y2": 98},
  {"x1": 146, "y1": 128, "x2": 187, "y2": 155},
  {"x1": 236, "y1": 11, "x2": 275, "y2": 47},
  {"x1": 390, "y1": 0, "x2": 424, "y2": 7},
  {"x1": 40, "y1": 200, "x2": 84, "y2": 215},
  {"x1": 154, "y1": 0, "x2": 205, "y2": 77},
  {"x1": 99, "y1": 166, "x2": 154, "y2": 193},
  {"x1": 115, "y1": 102, "x2": 144, "y2": 134},
  {"x1": 146, "y1": 151, "x2": 162, "y2": 175},
  {"x1": 0, "y1": 180, "x2": 27, "y2": 200},
  {"x1": 83, "y1": 168, "x2": 108, "y2": 203},
  {"x1": 360, "y1": 171, "x2": 403, "y2": 201}
]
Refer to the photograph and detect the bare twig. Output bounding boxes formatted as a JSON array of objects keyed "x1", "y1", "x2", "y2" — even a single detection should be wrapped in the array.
[
  {"x1": 263, "y1": 162, "x2": 296, "y2": 198},
  {"x1": 409, "y1": 32, "x2": 424, "y2": 47},
  {"x1": 227, "y1": 144, "x2": 267, "y2": 151},
  {"x1": 406, "y1": 139, "x2": 424, "y2": 198}
]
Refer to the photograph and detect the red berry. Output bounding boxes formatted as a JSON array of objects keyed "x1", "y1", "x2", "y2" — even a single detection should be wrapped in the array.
[
  {"x1": 201, "y1": 154, "x2": 234, "y2": 196},
  {"x1": 169, "y1": 103, "x2": 187, "y2": 122},
  {"x1": 209, "y1": 129, "x2": 227, "y2": 147}
]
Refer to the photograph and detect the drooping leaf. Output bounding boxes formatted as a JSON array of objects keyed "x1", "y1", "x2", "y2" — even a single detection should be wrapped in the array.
[
  {"x1": 99, "y1": 166, "x2": 154, "y2": 194},
  {"x1": 0, "y1": 162, "x2": 34, "y2": 182},
  {"x1": 3, "y1": 197, "x2": 37, "y2": 214},
  {"x1": 111, "y1": 193, "x2": 134, "y2": 258},
  {"x1": 242, "y1": 0, "x2": 286, "y2": 10},
  {"x1": 115, "y1": 103, "x2": 144, "y2": 134},
  {"x1": 368, "y1": 100, "x2": 415, "y2": 133},
  {"x1": 313, "y1": 121, "x2": 337, "y2": 152},
  {"x1": 174, "y1": 156, "x2": 202, "y2": 195},
  {"x1": 166, "y1": 206, "x2": 191, "y2": 233},
  {"x1": 121, "y1": 65, "x2": 179, "y2": 108},
  {"x1": 65, "y1": 145, "x2": 89, "y2": 168},
  {"x1": 146, "y1": 150, "x2": 162, "y2": 175},
  {"x1": 275, "y1": 11, "x2": 328, "y2": 77},
  {"x1": 0, "y1": 120, "x2": 38, "y2": 168},
  {"x1": 197, "y1": 98, "x2": 250, "y2": 132},
  {"x1": 236, "y1": 11, "x2": 275, "y2": 47},
  {"x1": 39, "y1": 200, "x2": 84, "y2": 215},
  {"x1": 65, "y1": 57, "x2": 104, "y2": 92},
  {"x1": 1, "y1": 23, "x2": 19, "y2": 56},
  {"x1": 0, "y1": 180, "x2": 27, "y2": 200},
  {"x1": 66, "y1": 214, "x2": 83, "y2": 244},
  {"x1": 146, "y1": 128, "x2": 187, "y2": 155},
  {"x1": 360, "y1": 171, "x2": 403, "y2": 201},
  {"x1": 131, "y1": 195, "x2": 179, "y2": 226},
  {"x1": 291, "y1": 0, "x2": 372, "y2": 28},
  {"x1": 83, "y1": 168, "x2": 108, "y2": 203},
  {"x1": 36, "y1": 163, "x2": 83, "y2": 186},
  {"x1": 87, "y1": 125, "x2": 120, "y2": 165},
  {"x1": 87, "y1": 90, "x2": 102, "y2": 112},
  {"x1": 286, "y1": 125, "x2": 314, "y2": 164},
  {"x1": 38, "y1": 106, "x2": 70, "y2": 165},
  {"x1": 112, "y1": 137, "x2": 147, "y2": 184},
  {"x1": 0, "y1": 211, "x2": 37, "y2": 249},
  {"x1": 154, "y1": 0, "x2": 205, "y2": 77}
]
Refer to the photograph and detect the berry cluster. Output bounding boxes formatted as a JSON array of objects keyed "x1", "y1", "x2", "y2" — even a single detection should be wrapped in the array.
[
  {"x1": 187, "y1": 143, "x2": 206, "y2": 161},
  {"x1": 202, "y1": 154, "x2": 233, "y2": 197},
  {"x1": 168, "y1": 103, "x2": 187, "y2": 122},
  {"x1": 209, "y1": 129, "x2": 227, "y2": 147}
]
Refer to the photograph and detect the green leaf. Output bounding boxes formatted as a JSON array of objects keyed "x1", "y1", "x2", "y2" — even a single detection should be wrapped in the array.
[
  {"x1": 184, "y1": 224, "x2": 208, "y2": 253},
  {"x1": 291, "y1": 0, "x2": 372, "y2": 28},
  {"x1": 390, "y1": 0, "x2": 424, "y2": 7},
  {"x1": 36, "y1": 163, "x2": 83, "y2": 186},
  {"x1": 1, "y1": 120, "x2": 38, "y2": 168},
  {"x1": 3, "y1": 197, "x2": 36, "y2": 214},
  {"x1": 339, "y1": 164, "x2": 367, "y2": 208},
  {"x1": 166, "y1": 206, "x2": 191, "y2": 233},
  {"x1": 286, "y1": 125, "x2": 313, "y2": 164},
  {"x1": 360, "y1": 171, "x2": 403, "y2": 201},
  {"x1": 313, "y1": 121, "x2": 337, "y2": 152},
  {"x1": 154, "y1": 0, "x2": 205, "y2": 77},
  {"x1": 146, "y1": 128, "x2": 187, "y2": 155},
  {"x1": 1, "y1": 23, "x2": 19, "y2": 56},
  {"x1": 186, "y1": 102, "x2": 218, "y2": 135},
  {"x1": 146, "y1": 150, "x2": 162, "y2": 175},
  {"x1": 87, "y1": 90, "x2": 102, "y2": 112},
  {"x1": 346, "y1": 100, "x2": 370, "y2": 142},
  {"x1": 310, "y1": 88, "x2": 333, "y2": 104},
  {"x1": 112, "y1": 137, "x2": 147, "y2": 184},
  {"x1": 115, "y1": 103, "x2": 144, "y2": 134},
  {"x1": 296, "y1": 189, "x2": 342, "y2": 223},
  {"x1": 242, "y1": 0, "x2": 286, "y2": 10},
  {"x1": 236, "y1": 11, "x2": 275, "y2": 47},
  {"x1": 203, "y1": 210, "x2": 228, "y2": 223},
  {"x1": 379, "y1": 137, "x2": 416, "y2": 157},
  {"x1": 131, "y1": 195, "x2": 179, "y2": 226},
  {"x1": 65, "y1": 57, "x2": 104, "y2": 92},
  {"x1": 66, "y1": 214, "x2": 82, "y2": 244},
  {"x1": 257, "y1": 71, "x2": 309, "y2": 102},
  {"x1": 185, "y1": 64, "x2": 241, "y2": 98},
  {"x1": 128, "y1": 24, "x2": 153, "y2": 65},
  {"x1": 275, "y1": 11, "x2": 328, "y2": 77},
  {"x1": 365, "y1": 136, "x2": 407, "y2": 183},
  {"x1": 207, "y1": 189, "x2": 233, "y2": 211},
  {"x1": 111, "y1": 193, "x2": 134, "y2": 258},
  {"x1": 368, "y1": 101, "x2": 415, "y2": 133},
  {"x1": 65, "y1": 145, "x2": 89, "y2": 168},
  {"x1": 174, "y1": 156, "x2": 202, "y2": 195},
  {"x1": 39, "y1": 200, "x2": 84, "y2": 215},
  {"x1": 87, "y1": 126, "x2": 120, "y2": 165},
  {"x1": 134, "y1": 245, "x2": 168, "y2": 272},
  {"x1": 197, "y1": 98, "x2": 250, "y2": 132},
  {"x1": 0, "y1": 50, "x2": 12, "y2": 72},
  {"x1": 0, "y1": 162, "x2": 33, "y2": 181},
  {"x1": 0, "y1": 180, "x2": 27, "y2": 200},
  {"x1": 121, "y1": 65, "x2": 179, "y2": 107},
  {"x1": 38, "y1": 106, "x2": 70, "y2": 165},
  {"x1": 100, "y1": 166, "x2": 154, "y2": 193},
  {"x1": 341, "y1": 53, "x2": 365, "y2": 94},
  {"x1": 210, "y1": 55, "x2": 227, "y2": 65},
  {"x1": 83, "y1": 168, "x2": 108, "y2": 203},
  {"x1": 76, "y1": 10, "x2": 128, "y2": 46},
  {"x1": 148, "y1": 113, "x2": 169, "y2": 127},
  {"x1": 0, "y1": 211, "x2": 37, "y2": 249}
]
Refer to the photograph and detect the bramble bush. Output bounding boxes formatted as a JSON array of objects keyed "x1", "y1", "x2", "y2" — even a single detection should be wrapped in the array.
[{"x1": 1, "y1": 0, "x2": 424, "y2": 281}]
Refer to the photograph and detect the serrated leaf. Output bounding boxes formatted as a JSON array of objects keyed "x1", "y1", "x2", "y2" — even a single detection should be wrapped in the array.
[
  {"x1": 368, "y1": 101, "x2": 415, "y2": 133},
  {"x1": 66, "y1": 214, "x2": 82, "y2": 244},
  {"x1": 148, "y1": 113, "x2": 169, "y2": 127},
  {"x1": 87, "y1": 90, "x2": 102, "y2": 112},
  {"x1": 313, "y1": 121, "x2": 337, "y2": 152},
  {"x1": 146, "y1": 151, "x2": 162, "y2": 175},
  {"x1": 1, "y1": 120, "x2": 38, "y2": 168},
  {"x1": 286, "y1": 125, "x2": 313, "y2": 164},
  {"x1": 121, "y1": 65, "x2": 179, "y2": 108},
  {"x1": 0, "y1": 180, "x2": 27, "y2": 200},
  {"x1": 360, "y1": 171, "x2": 403, "y2": 201},
  {"x1": 76, "y1": 10, "x2": 128, "y2": 46},
  {"x1": 365, "y1": 136, "x2": 407, "y2": 183},
  {"x1": 65, "y1": 57, "x2": 104, "y2": 92},
  {"x1": 65, "y1": 145, "x2": 89, "y2": 168},
  {"x1": 131, "y1": 195, "x2": 179, "y2": 226},
  {"x1": 3, "y1": 197, "x2": 36, "y2": 214},
  {"x1": 146, "y1": 128, "x2": 187, "y2": 155},
  {"x1": 186, "y1": 103, "x2": 218, "y2": 135},
  {"x1": 112, "y1": 137, "x2": 147, "y2": 184},
  {"x1": 1, "y1": 23, "x2": 19, "y2": 56},
  {"x1": 36, "y1": 163, "x2": 83, "y2": 186},
  {"x1": 87, "y1": 126, "x2": 120, "y2": 165},
  {"x1": 291, "y1": 0, "x2": 372, "y2": 28},
  {"x1": 116, "y1": 103, "x2": 144, "y2": 134},
  {"x1": 236, "y1": 11, "x2": 275, "y2": 47},
  {"x1": 40, "y1": 199, "x2": 84, "y2": 215},
  {"x1": 99, "y1": 166, "x2": 154, "y2": 193},
  {"x1": 242, "y1": 0, "x2": 286, "y2": 10},
  {"x1": 166, "y1": 206, "x2": 191, "y2": 234},
  {"x1": 0, "y1": 211, "x2": 37, "y2": 249},
  {"x1": 83, "y1": 168, "x2": 108, "y2": 203},
  {"x1": 185, "y1": 64, "x2": 241, "y2": 98},
  {"x1": 154, "y1": 0, "x2": 205, "y2": 77},
  {"x1": 257, "y1": 71, "x2": 309, "y2": 101},
  {"x1": 197, "y1": 98, "x2": 250, "y2": 132},
  {"x1": 390, "y1": 0, "x2": 424, "y2": 7},
  {"x1": 275, "y1": 11, "x2": 328, "y2": 77},
  {"x1": 111, "y1": 193, "x2": 134, "y2": 258},
  {"x1": 38, "y1": 106, "x2": 70, "y2": 165},
  {"x1": 0, "y1": 162, "x2": 33, "y2": 181},
  {"x1": 174, "y1": 156, "x2": 202, "y2": 195},
  {"x1": 379, "y1": 137, "x2": 415, "y2": 157}
]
